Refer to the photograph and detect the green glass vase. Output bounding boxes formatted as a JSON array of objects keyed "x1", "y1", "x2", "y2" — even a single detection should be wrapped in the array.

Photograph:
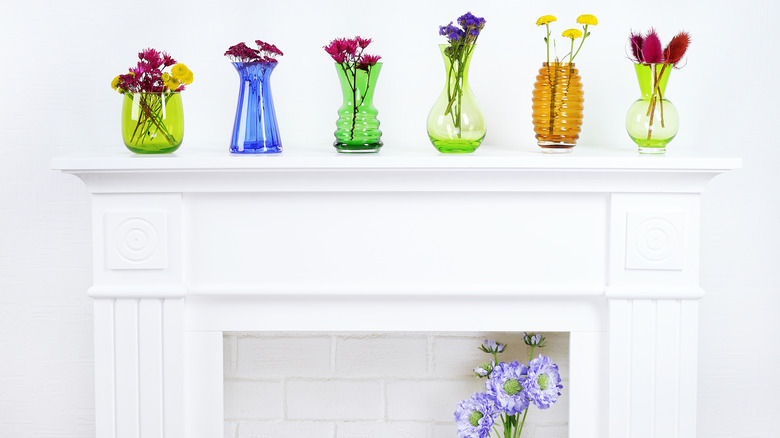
[
  {"x1": 625, "y1": 63, "x2": 679, "y2": 154},
  {"x1": 121, "y1": 92, "x2": 184, "y2": 154},
  {"x1": 427, "y1": 44, "x2": 486, "y2": 153},
  {"x1": 333, "y1": 62, "x2": 382, "y2": 153}
]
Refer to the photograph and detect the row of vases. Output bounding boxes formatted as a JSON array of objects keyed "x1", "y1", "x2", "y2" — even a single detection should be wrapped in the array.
[{"x1": 121, "y1": 47, "x2": 678, "y2": 155}]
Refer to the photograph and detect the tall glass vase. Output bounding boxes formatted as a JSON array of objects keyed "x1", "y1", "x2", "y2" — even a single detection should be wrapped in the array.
[
  {"x1": 333, "y1": 62, "x2": 383, "y2": 153},
  {"x1": 427, "y1": 44, "x2": 486, "y2": 153},
  {"x1": 531, "y1": 62, "x2": 584, "y2": 153},
  {"x1": 230, "y1": 62, "x2": 282, "y2": 154},
  {"x1": 121, "y1": 92, "x2": 184, "y2": 154},
  {"x1": 625, "y1": 63, "x2": 679, "y2": 154}
]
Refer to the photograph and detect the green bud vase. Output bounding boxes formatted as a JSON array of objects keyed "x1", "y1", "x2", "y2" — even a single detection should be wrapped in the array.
[
  {"x1": 121, "y1": 92, "x2": 184, "y2": 154},
  {"x1": 427, "y1": 44, "x2": 486, "y2": 153},
  {"x1": 333, "y1": 62, "x2": 383, "y2": 153},
  {"x1": 625, "y1": 63, "x2": 679, "y2": 154}
]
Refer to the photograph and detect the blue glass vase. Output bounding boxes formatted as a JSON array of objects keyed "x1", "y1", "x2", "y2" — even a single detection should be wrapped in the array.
[{"x1": 230, "y1": 62, "x2": 282, "y2": 154}]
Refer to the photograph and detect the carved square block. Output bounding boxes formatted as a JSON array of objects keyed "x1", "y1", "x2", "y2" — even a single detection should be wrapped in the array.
[
  {"x1": 625, "y1": 211, "x2": 685, "y2": 270},
  {"x1": 104, "y1": 211, "x2": 168, "y2": 270}
]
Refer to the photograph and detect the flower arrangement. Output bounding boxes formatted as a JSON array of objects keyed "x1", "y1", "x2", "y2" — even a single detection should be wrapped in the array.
[
  {"x1": 324, "y1": 36, "x2": 382, "y2": 144},
  {"x1": 627, "y1": 29, "x2": 691, "y2": 138},
  {"x1": 110, "y1": 48, "x2": 193, "y2": 149},
  {"x1": 536, "y1": 14, "x2": 598, "y2": 64},
  {"x1": 225, "y1": 40, "x2": 284, "y2": 63},
  {"x1": 454, "y1": 334, "x2": 562, "y2": 438},
  {"x1": 438, "y1": 12, "x2": 486, "y2": 136}
]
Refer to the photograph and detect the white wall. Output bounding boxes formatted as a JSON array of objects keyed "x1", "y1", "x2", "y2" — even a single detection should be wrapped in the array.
[
  {"x1": 224, "y1": 332, "x2": 568, "y2": 438},
  {"x1": 0, "y1": 0, "x2": 777, "y2": 437}
]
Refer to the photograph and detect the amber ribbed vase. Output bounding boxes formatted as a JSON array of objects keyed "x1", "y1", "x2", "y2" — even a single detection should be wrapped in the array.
[{"x1": 531, "y1": 62, "x2": 583, "y2": 153}]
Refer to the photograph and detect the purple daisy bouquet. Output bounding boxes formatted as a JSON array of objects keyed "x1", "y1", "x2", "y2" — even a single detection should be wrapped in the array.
[{"x1": 455, "y1": 334, "x2": 562, "y2": 438}]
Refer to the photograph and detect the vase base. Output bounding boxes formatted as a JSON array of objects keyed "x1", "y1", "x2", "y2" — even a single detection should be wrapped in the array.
[
  {"x1": 430, "y1": 137, "x2": 483, "y2": 154},
  {"x1": 124, "y1": 144, "x2": 181, "y2": 154},
  {"x1": 334, "y1": 142, "x2": 382, "y2": 153},
  {"x1": 539, "y1": 145, "x2": 575, "y2": 154},
  {"x1": 638, "y1": 146, "x2": 666, "y2": 154},
  {"x1": 231, "y1": 141, "x2": 282, "y2": 154}
]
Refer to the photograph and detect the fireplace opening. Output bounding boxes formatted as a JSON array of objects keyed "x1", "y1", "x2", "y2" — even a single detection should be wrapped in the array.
[{"x1": 223, "y1": 332, "x2": 569, "y2": 438}]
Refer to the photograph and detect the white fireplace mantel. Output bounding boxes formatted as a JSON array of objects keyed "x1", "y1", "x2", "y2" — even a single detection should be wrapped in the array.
[{"x1": 53, "y1": 145, "x2": 739, "y2": 438}]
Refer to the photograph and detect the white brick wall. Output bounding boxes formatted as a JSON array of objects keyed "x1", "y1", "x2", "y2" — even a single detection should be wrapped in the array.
[{"x1": 224, "y1": 332, "x2": 569, "y2": 438}]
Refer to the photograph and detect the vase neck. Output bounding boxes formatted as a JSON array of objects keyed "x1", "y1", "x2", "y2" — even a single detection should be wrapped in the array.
[
  {"x1": 635, "y1": 63, "x2": 671, "y2": 98},
  {"x1": 439, "y1": 43, "x2": 475, "y2": 85},
  {"x1": 335, "y1": 62, "x2": 382, "y2": 105},
  {"x1": 232, "y1": 62, "x2": 277, "y2": 81}
]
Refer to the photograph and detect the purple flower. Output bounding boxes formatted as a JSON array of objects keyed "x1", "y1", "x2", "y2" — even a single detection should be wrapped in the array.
[
  {"x1": 454, "y1": 392, "x2": 497, "y2": 438},
  {"x1": 479, "y1": 339, "x2": 506, "y2": 354},
  {"x1": 525, "y1": 355, "x2": 563, "y2": 409},
  {"x1": 523, "y1": 332, "x2": 545, "y2": 348},
  {"x1": 473, "y1": 361, "x2": 494, "y2": 377},
  {"x1": 485, "y1": 361, "x2": 529, "y2": 415}
]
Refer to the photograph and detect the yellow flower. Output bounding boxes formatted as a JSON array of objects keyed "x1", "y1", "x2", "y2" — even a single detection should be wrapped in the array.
[
  {"x1": 576, "y1": 14, "x2": 598, "y2": 26},
  {"x1": 562, "y1": 28, "x2": 583, "y2": 39},
  {"x1": 171, "y1": 63, "x2": 194, "y2": 86},
  {"x1": 110, "y1": 75, "x2": 121, "y2": 91},
  {"x1": 536, "y1": 15, "x2": 557, "y2": 26},
  {"x1": 162, "y1": 72, "x2": 180, "y2": 91}
]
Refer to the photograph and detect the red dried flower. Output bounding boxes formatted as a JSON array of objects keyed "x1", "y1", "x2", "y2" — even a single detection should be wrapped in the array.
[{"x1": 663, "y1": 31, "x2": 690, "y2": 66}]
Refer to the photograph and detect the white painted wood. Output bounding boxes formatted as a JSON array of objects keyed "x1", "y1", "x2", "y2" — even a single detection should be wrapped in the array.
[
  {"x1": 630, "y1": 301, "x2": 656, "y2": 438},
  {"x1": 163, "y1": 299, "x2": 185, "y2": 438},
  {"x1": 654, "y1": 300, "x2": 680, "y2": 438},
  {"x1": 569, "y1": 331, "x2": 608, "y2": 438},
  {"x1": 114, "y1": 299, "x2": 140, "y2": 438},
  {"x1": 93, "y1": 299, "x2": 116, "y2": 438},
  {"x1": 184, "y1": 296, "x2": 608, "y2": 333},
  {"x1": 138, "y1": 299, "x2": 164, "y2": 438},
  {"x1": 608, "y1": 300, "x2": 632, "y2": 438},
  {"x1": 184, "y1": 331, "x2": 224, "y2": 438},
  {"x1": 678, "y1": 301, "x2": 699, "y2": 438},
  {"x1": 53, "y1": 150, "x2": 737, "y2": 438}
]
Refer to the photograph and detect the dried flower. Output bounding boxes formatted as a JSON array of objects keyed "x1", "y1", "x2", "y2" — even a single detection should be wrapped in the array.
[
  {"x1": 663, "y1": 31, "x2": 691, "y2": 67},
  {"x1": 641, "y1": 29, "x2": 664, "y2": 64},
  {"x1": 629, "y1": 31, "x2": 645, "y2": 63}
]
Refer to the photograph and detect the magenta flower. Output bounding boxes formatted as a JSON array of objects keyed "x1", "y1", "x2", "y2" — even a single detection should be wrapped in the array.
[
  {"x1": 641, "y1": 29, "x2": 663, "y2": 63},
  {"x1": 226, "y1": 40, "x2": 283, "y2": 63},
  {"x1": 355, "y1": 36, "x2": 372, "y2": 49},
  {"x1": 362, "y1": 54, "x2": 381, "y2": 65}
]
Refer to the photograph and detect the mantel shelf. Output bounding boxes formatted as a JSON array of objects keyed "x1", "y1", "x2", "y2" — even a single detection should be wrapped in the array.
[
  {"x1": 53, "y1": 144, "x2": 740, "y2": 172},
  {"x1": 53, "y1": 143, "x2": 740, "y2": 438}
]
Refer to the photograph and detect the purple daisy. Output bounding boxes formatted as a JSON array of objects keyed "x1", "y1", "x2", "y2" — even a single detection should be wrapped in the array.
[
  {"x1": 485, "y1": 361, "x2": 529, "y2": 415},
  {"x1": 525, "y1": 354, "x2": 563, "y2": 409},
  {"x1": 454, "y1": 392, "x2": 497, "y2": 438}
]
